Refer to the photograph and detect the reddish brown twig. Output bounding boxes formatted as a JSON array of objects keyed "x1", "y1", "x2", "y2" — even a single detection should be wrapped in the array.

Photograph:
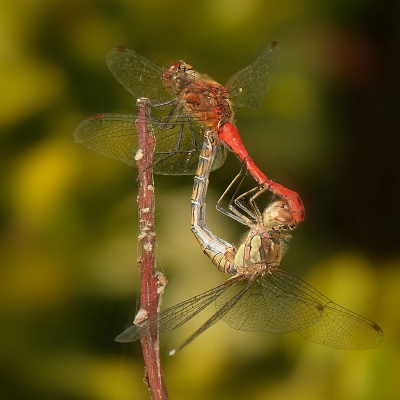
[{"x1": 135, "y1": 98, "x2": 168, "y2": 400}]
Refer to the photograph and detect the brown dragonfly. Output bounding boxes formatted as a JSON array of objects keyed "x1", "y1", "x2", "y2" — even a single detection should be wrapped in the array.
[{"x1": 115, "y1": 130, "x2": 383, "y2": 353}]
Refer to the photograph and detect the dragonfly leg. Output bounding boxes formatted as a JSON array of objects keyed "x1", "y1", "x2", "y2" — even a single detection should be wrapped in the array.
[{"x1": 215, "y1": 168, "x2": 256, "y2": 226}]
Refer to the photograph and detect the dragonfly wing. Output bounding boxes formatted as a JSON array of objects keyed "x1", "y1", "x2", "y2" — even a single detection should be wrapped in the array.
[
  {"x1": 218, "y1": 268, "x2": 383, "y2": 349},
  {"x1": 106, "y1": 47, "x2": 172, "y2": 103},
  {"x1": 225, "y1": 42, "x2": 281, "y2": 109},
  {"x1": 265, "y1": 270, "x2": 383, "y2": 349},
  {"x1": 115, "y1": 278, "x2": 239, "y2": 342},
  {"x1": 74, "y1": 113, "x2": 227, "y2": 175},
  {"x1": 216, "y1": 277, "x2": 295, "y2": 333},
  {"x1": 147, "y1": 117, "x2": 227, "y2": 175},
  {"x1": 74, "y1": 113, "x2": 139, "y2": 167}
]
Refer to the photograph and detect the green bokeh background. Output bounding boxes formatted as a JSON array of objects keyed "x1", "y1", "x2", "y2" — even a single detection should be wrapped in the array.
[{"x1": 1, "y1": 0, "x2": 399, "y2": 399}]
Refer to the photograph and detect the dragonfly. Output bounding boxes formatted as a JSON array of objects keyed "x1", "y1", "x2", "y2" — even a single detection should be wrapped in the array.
[
  {"x1": 74, "y1": 43, "x2": 304, "y2": 229},
  {"x1": 115, "y1": 130, "x2": 383, "y2": 353}
]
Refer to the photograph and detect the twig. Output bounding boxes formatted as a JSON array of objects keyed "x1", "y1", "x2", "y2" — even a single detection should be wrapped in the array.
[{"x1": 135, "y1": 98, "x2": 168, "y2": 400}]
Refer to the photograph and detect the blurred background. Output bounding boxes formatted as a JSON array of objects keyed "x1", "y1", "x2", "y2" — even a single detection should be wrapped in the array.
[{"x1": 1, "y1": 0, "x2": 399, "y2": 399}]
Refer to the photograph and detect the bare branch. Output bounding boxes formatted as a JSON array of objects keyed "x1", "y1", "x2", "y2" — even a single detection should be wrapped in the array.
[{"x1": 135, "y1": 98, "x2": 168, "y2": 400}]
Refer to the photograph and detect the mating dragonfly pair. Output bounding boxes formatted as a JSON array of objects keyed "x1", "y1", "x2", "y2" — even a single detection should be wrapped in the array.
[{"x1": 74, "y1": 44, "x2": 382, "y2": 352}]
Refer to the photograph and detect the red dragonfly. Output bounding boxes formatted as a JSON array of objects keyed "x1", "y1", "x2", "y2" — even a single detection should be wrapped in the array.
[{"x1": 74, "y1": 43, "x2": 304, "y2": 229}]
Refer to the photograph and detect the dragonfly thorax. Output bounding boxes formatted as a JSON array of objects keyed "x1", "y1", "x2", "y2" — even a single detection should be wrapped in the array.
[
  {"x1": 162, "y1": 61, "x2": 234, "y2": 127},
  {"x1": 183, "y1": 84, "x2": 233, "y2": 127},
  {"x1": 234, "y1": 226, "x2": 283, "y2": 275}
]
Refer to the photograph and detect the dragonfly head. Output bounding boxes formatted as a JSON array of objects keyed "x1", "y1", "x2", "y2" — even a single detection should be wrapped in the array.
[
  {"x1": 262, "y1": 201, "x2": 293, "y2": 229},
  {"x1": 162, "y1": 61, "x2": 196, "y2": 94}
]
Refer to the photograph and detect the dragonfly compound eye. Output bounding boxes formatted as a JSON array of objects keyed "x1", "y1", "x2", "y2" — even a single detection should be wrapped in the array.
[{"x1": 262, "y1": 201, "x2": 293, "y2": 228}]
